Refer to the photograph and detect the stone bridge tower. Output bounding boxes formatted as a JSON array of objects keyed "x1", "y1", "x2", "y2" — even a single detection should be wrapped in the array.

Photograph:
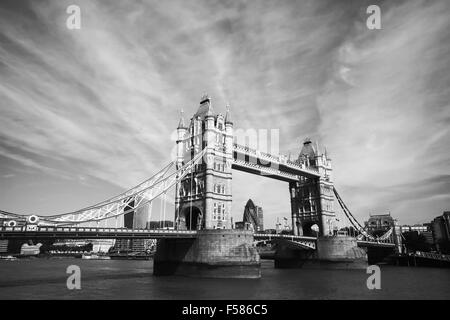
[
  {"x1": 175, "y1": 94, "x2": 233, "y2": 230},
  {"x1": 289, "y1": 138, "x2": 335, "y2": 236}
]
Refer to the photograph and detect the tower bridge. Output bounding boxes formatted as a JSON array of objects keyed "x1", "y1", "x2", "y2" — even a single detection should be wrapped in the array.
[{"x1": 0, "y1": 94, "x2": 398, "y2": 277}]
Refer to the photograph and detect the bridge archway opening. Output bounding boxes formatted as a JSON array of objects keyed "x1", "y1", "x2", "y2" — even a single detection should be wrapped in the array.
[
  {"x1": 232, "y1": 170, "x2": 291, "y2": 232},
  {"x1": 183, "y1": 206, "x2": 202, "y2": 230},
  {"x1": 303, "y1": 222, "x2": 320, "y2": 237}
]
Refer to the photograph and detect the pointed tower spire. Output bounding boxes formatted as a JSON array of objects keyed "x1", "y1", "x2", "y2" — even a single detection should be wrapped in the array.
[
  {"x1": 177, "y1": 109, "x2": 186, "y2": 129},
  {"x1": 225, "y1": 104, "x2": 233, "y2": 124},
  {"x1": 195, "y1": 93, "x2": 214, "y2": 118}
]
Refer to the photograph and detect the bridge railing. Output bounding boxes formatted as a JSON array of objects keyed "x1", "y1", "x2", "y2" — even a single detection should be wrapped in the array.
[
  {"x1": 254, "y1": 233, "x2": 317, "y2": 241},
  {"x1": 1, "y1": 226, "x2": 319, "y2": 241},
  {"x1": 414, "y1": 251, "x2": 450, "y2": 262},
  {"x1": 233, "y1": 158, "x2": 300, "y2": 180},
  {"x1": 0, "y1": 226, "x2": 197, "y2": 235}
]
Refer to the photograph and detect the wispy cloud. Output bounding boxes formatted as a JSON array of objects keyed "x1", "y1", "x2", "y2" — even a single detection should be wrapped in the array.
[
  {"x1": 0, "y1": 0, "x2": 449, "y2": 225},
  {"x1": 316, "y1": 0, "x2": 450, "y2": 224}
]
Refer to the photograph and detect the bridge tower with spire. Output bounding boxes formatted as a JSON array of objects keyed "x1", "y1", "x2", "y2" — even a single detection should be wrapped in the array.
[
  {"x1": 289, "y1": 138, "x2": 336, "y2": 236},
  {"x1": 175, "y1": 94, "x2": 234, "y2": 230}
]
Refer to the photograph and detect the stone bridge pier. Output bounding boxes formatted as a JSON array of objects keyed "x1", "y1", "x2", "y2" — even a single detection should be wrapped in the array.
[
  {"x1": 154, "y1": 229, "x2": 260, "y2": 278},
  {"x1": 274, "y1": 236, "x2": 367, "y2": 269}
]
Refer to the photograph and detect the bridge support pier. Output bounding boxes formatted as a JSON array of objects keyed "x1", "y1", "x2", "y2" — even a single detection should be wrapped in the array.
[
  {"x1": 274, "y1": 236, "x2": 367, "y2": 269},
  {"x1": 366, "y1": 246, "x2": 396, "y2": 265},
  {"x1": 153, "y1": 229, "x2": 261, "y2": 278}
]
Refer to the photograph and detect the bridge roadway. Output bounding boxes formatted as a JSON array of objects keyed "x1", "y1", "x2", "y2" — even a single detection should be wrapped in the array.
[
  {"x1": 356, "y1": 240, "x2": 396, "y2": 248},
  {"x1": 0, "y1": 226, "x2": 315, "y2": 242},
  {"x1": 0, "y1": 226, "x2": 394, "y2": 249}
]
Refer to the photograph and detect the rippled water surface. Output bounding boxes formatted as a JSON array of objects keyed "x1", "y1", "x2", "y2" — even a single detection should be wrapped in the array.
[{"x1": 0, "y1": 258, "x2": 449, "y2": 299}]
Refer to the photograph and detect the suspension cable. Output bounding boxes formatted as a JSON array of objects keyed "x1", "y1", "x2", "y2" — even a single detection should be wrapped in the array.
[
  {"x1": 333, "y1": 187, "x2": 375, "y2": 240},
  {"x1": 159, "y1": 196, "x2": 163, "y2": 229},
  {"x1": 148, "y1": 199, "x2": 153, "y2": 230},
  {"x1": 162, "y1": 192, "x2": 166, "y2": 229},
  {"x1": 30, "y1": 149, "x2": 206, "y2": 226},
  {"x1": 45, "y1": 161, "x2": 174, "y2": 219},
  {"x1": 190, "y1": 164, "x2": 193, "y2": 230}
]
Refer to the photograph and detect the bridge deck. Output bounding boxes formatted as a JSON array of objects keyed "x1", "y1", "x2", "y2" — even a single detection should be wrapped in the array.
[
  {"x1": 0, "y1": 226, "x2": 197, "y2": 240},
  {"x1": 0, "y1": 227, "x2": 393, "y2": 250},
  {"x1": 0, "y1": 227, "x2": 319, "y2": 241},
  {"x1": 253, "y1": 233, "x2": 317, "y2": 241},
  {"x1": 357, "y1": 240, "x2": 396, "y2": 248},
  {"x1": 232, "y1": 144, "x2": 320, "y2": 181}
]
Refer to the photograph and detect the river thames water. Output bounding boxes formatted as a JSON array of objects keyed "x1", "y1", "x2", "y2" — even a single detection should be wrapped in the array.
[{"x1": 0, "y1": 258, "x2": 449, "y2": 299}]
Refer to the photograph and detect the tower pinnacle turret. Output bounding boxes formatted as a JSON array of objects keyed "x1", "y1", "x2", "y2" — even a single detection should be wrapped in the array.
[
  {"x1": 195, "y1": 93, "x2": 214, "y2": 118},
  {"x1": 177, "y1": 109, "x2": 186, "y2": 129},
  {"x1": 225, "y1": 104, "x2": 233, "y2": 124}
]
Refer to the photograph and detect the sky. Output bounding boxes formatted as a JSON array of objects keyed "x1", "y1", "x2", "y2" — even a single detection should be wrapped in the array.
[{"x1": 0, "y1": 0, "x2": 449, "y2": 229}]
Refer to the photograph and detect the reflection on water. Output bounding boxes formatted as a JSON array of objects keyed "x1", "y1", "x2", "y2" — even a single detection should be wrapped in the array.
[{"x1": 0, "y1": 258, "x2": 449, "y2": 299}]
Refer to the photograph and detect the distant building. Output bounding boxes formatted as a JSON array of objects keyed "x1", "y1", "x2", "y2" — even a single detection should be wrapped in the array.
[
  {"x1": 242, "y1": 199, "x2": 264, "y2": 232},
  {"x1": 123, "y1": 200, "x2": 135, "y2": 229},
  {"x1": 146, "y1": 221, "x2": 174, "y2": 229},
  {"x1": 134, "y1": 203, "x2": 151, "y2": 229},
  {"x1": 53, "y1": 239, "x2": 90, "y2": 247},
  {"x1": 91, "y1": 239, "x2": 115, "y2": 253},
  {"x1": 122, "y1": 197, "x2": 151, "y2": 229},
  {"x1": 111, "y1": 239, "x2": 155, "y2": 253},
  {"x1": 421, "y1": 231, "x2": 434, "y2": 245},
  {"x1": 52, "y1": 239, "x2": 115, "y2": 253},
  {"x1": 400, "y1": 224, "x2": 434, "y2": 248},
  {"x1": 430, "y1": 211, "x2": 450, "y2": 252},
  {"x1": 400, "y1": 224, "x2": 429, "y2": 233},
  {"x1": 235, "y1": 221, "x2": 252, "y2": 230},
  {"x1": 364, "y1": 213, "x2": 395, "y2": 233},
  {"x1": 0, "y1": 240, "x2": 8, "y2": 253},
  {"x1": 256, "y1": 206, "x2": 264, "y2": 232}
]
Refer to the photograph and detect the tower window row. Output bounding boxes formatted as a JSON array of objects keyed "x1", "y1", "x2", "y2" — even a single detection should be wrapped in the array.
[
  {"x1": 214, "y1": 184, "x2": 226, "y2": 194},
  {"x1": 213, "y1": 202, "x2": 226, "y2": 220},
  {"x1": 214, "y1": 162, "x2": 226, "y2": 172},
  {"x1": 215, "y1": 133, "x2": 226, "y2": 144}
]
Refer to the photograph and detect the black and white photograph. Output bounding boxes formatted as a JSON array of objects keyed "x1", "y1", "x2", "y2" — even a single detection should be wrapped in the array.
[{"x1": 0, "y1": 0, "x2": 449, "y2": 307}]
